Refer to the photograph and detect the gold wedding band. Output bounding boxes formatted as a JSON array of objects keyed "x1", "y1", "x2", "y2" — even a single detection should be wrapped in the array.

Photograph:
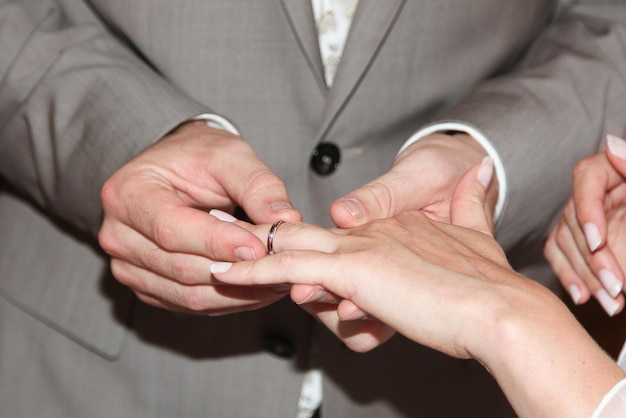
[{"x1": 267, "y1": 220, "x2": 285, "y2": 255}]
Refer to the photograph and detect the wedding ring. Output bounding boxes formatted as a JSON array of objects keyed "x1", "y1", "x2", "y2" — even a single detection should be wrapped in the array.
[{"x1": 267, "y1": 220, "x2": 285, "y2": 255}]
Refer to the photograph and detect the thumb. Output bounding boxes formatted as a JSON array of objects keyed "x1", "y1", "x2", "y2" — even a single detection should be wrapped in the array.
[
  {"x1": 234, "y1": 168, "x2": 302, "y2": 225},
  {"x1": 330, "y1": 173, "x2": 406, "y2": 228},
  {"x1": 450, "y1": 156, "x2": 495, "y2": 236}
]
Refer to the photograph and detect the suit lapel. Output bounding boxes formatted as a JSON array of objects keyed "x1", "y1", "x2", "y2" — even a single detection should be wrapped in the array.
[
  {"x1": 317, "y1": 0, "x2": 406, "y2": 142},
  {"x1": 278, "y1": 0, "x2": 327, "y2": 92}
]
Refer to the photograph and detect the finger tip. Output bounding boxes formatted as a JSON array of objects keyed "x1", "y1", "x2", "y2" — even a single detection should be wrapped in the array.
[
  {"x1": 209, "y1": 209, "x2": 238, "y2": 223},
  {"x1": 568, "y1": 284, "x2": 583, "y2": 305},
  {"x1": 210, "y1": 262, "x2": 233, "y2": 275},
  {"x1": 607, "y1": 134, "x2": 626, "y2": 161},
  {"x1": 583, "y1": 222, "x2": 603, "y2": 252},
  {"x1": 330, "y1": 199, "x2": 367, "y2": 227},
  {"x1": 270, "y1": 202, "x2": 302, "y2": 221},
  {"x1": 595, "y1": 288, "x2": 622, "y2": 317},
  {"x1": 477, "y1": 156, "x2": 494, "y2": 189},
  {"x1": 338, "y1": 306, "x2": 368, "y2": 321}
]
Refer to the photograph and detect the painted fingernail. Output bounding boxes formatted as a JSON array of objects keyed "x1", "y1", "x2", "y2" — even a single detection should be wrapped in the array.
[
  {"x1": 338, "y1": 199, "x2": 364, "y2": 221},
  {"x1": 477, "y1": 156, "x2": 494, "y2": 189},
  {"x1": 209, "y1": 209, "x2": 237, "y2": 223},
  {"x1": 270, "y1": 201, "x2": 294, "y2": 212},
  {"x1": 583, "y1": 222, "x2": 602, "y2": 252},
  {"x1": 599, "y1": 269, "x2": 623, "y2": 298},
  {"x1": 210, "y1": 262, "x2": 233, "y2": 274},
  {"x1": 297, "y1": 288, "x2": 327, "y2": 305},
  {"x1": 568, "y1": 284, "x2": 582, "y2": 305},
  {"x1": 234, "y1": 246, "x2": 256, "y2": 261},
  {"x1": 595, "y1": 289, "x2": 621, "y2": 317},
  {"x1": 607, "y1": 134, "x2": 626, "y2": 160}
]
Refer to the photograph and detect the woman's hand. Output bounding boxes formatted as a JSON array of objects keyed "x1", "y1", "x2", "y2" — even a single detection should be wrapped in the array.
[
  {"x1": 211, "y1": 157, "x2": 503, "y2": 357},
  {"x1": 214, "y1": 156, "x2": 626, "y2": 418},
  {"x1": 545, "y1": 134, "x2": 626, "y2": 316}
]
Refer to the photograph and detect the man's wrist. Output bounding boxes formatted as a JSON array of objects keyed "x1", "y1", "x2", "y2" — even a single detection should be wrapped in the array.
[{"x1": 400, "y1": 122, "x2": 507, "y2": 222}]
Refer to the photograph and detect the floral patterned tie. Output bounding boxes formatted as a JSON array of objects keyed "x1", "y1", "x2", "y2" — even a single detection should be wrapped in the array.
[
  {"x1": 296, "y1": 4, "x2": 359, "y2": 417},
  {"x1": 312, "y1": 0, "x2": 360, "y2": 87}
]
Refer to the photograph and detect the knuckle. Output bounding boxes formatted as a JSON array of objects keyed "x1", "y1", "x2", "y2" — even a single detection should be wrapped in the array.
[
  {"x1": 245, "y1": 169, "x2": 285, "y2": 196},
  {"x1": 170, "y1": 257, "x2": 197, "y2": 284},
  {"x1": 110, "y1": 259, "x2": 132, "y2": 285},
  {"x1": 543, "y1": 238, "x2": 555, "y2": 260},
  {"x1": 572, "y1": 158, "x2": 592, "y2": 177},
  {"x1": 98, "y1": 225, "x2": 119, "y2": 256},
  {"x1": 183, "y1": 286, "x2": 210, "y2": 312},
  {"x1": 364, "y1": 181, "x2": 394, "y2": 216},
  {"x1": 554, "y1": 226, "x2": 570, "y2": 249},
  {"x1": 151, "y1": 214, "x2": 177, "y2": 250},
  {"x1": 100, "y1": 177, "x2": 119, "y2": 211},
  {"x1": 367, "y1": 217, "x2": 404, "y2": 237},
  {"x1": 273, "y1": 251, "x2": 298, "y2": 273},
  {"x1": 143, "y1": 246, "x2": 162, "y2": 268},
  {"x1": 562, "y1": 202, "x2": 576, "y2": 224}
]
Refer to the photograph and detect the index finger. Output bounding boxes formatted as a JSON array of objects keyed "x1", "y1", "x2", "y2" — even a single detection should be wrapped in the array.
[
  {"x1": 572, "y1": 152, "x2": 622, "y2": 252},
  {"x1": 102, "y1": 182, "x2": 267, "y2": 261}
]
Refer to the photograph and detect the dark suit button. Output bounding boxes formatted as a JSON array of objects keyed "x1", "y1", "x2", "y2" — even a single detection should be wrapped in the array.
[
  {"x1": 311, "y1": 143, "x2": 341, "y2": 176},
  {"x1": 262, "y1": 334, "x2": 296, "y2": 359}
]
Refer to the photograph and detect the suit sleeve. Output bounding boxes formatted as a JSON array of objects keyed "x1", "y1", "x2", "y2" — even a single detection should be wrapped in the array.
[
  {"x1": 0, "y1": 0, "x2": 208, "y2": 236},
  {"x1": 434, "y1": 4, "x2": 626, "y2": 251}
]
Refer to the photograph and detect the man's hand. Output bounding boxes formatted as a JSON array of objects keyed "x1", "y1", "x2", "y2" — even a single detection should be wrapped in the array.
[
  {"x1": 98, "y1": 120, "x2": 301, "y2": 315},
  {"x1": 329, "y1": 133, "x2": 498, "y2": 229},
  {"x1": 288, "y1": 132, "x2": 498, "y2": 315},
  {"x1": 212, "y1": 157, "x2": 502, "y2": 355}
]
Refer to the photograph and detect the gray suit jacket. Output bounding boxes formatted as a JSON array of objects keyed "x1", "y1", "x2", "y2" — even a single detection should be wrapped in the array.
[{"x1": 1, "y1": 0, "x2": 626, "y2": 416}]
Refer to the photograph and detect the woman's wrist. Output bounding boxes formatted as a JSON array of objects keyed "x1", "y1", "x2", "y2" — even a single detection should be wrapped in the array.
[{"x1": 477, "y1": 277, "x2": 625, "y2": 417}]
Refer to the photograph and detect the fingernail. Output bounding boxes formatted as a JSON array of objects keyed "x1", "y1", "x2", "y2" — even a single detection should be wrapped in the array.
[
  {"x1": 297, "y1": 288, "x2": 327, "y2": 305},
  {"x1": 270, "y1": 201, "x2": 294, "y2": 212},
  {"x1": 568, "y1": 284, "x2": 582, "y2": 305},
  {"x1": 599, "y1": 269, "x2": 623, "y2": 298},
  {"x1": 595, "y1": 289, "x2": 621, "y2": 316},
  {"x1": 234, "y1": 246, "x2": 256, "y2": 261},
  {"x1": 583, "y1": 222, "x2": 602, "y2": 252},
  {"x1": 338, "y1": 199, "x2": 364, "y2": 221},
  {"x1": 607, "y1": 134, "x2": 626, "y2": 160},
  {"x1": 209, "y1": 209, "x2": 237, "y2": 223},
  {"x1": 477, "y1": 156, "x2": 494, "y2": 189},
  {"x1": 210, "y1": 262, "x2": 233, "y2": 274}
]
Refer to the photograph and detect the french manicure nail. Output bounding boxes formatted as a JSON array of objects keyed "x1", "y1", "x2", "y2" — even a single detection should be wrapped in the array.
[
  {"x1": 477, "y1": 156, "x2": 494, "y2": 189},
  {"x1": 599, "y1": 269, "x2": 623, "y2": 298},
  {"x1": 339, "y1": 199, "x2": 364, "y2": 221},
  {"x1": 211, "y1": 262, "x2": 233, "y2": 274},
  {"x1": 209, "y1": 209, "x2": 237, "y2": 223},
  {"x1": 583, "y1": 222, "x2": 602, "y2": 252},
  {"x1": 607, "y1": 134, "x2": 626, "y2": 160},
  {"x1": 595, "y1": 289, "x2": 621, "y2": 316},
  {"x1": 568, "y1": 284, "x2": 582, "y2": 305}
]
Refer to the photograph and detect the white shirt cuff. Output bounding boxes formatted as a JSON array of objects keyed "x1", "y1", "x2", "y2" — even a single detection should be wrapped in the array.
[
  {"x1": 191, "y1": 113, "x2": 241, "y2": 136},
  {"x1": 397, "y1": 122, "x2": 507, "y2": 222}
]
